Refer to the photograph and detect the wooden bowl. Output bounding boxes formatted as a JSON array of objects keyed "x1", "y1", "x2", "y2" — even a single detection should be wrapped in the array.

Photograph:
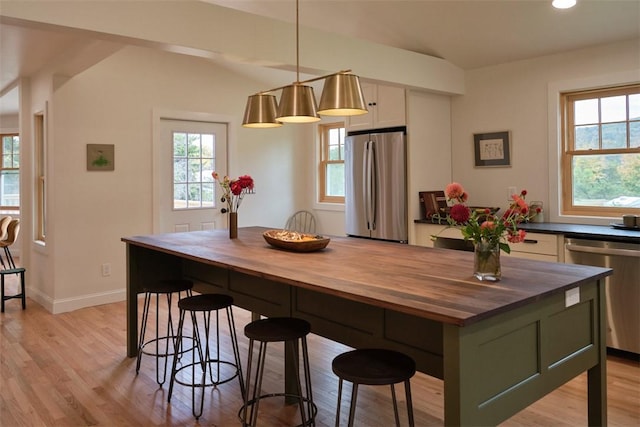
[{"x1": 263, "y1": 230, "x2": 330, "y2": 252}]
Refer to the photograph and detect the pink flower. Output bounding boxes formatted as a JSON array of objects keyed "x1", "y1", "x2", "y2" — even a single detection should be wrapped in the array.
[
  {"x1": 507, "y1": 229, "x2": 527, "y2": 243},
  {"x1": 450, "y1": 204, "x2": 471, "y2": 223},
  {"x1": 445, "y1": 182, "x2": 467, "y2": 203},
  {"x1": 480, "y1": 221, "x2": 495, "y2": 230}
]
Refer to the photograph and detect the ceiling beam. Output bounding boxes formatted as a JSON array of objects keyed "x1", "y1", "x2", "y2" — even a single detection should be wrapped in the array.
[{"x1": 0, "y1": 0, "x2": 465, "y2": 95}]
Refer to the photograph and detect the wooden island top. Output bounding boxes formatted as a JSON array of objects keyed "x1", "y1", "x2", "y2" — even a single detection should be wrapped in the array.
[
  {"x1": 122, "y1": 226, "x2": 612, "y2": 425},
  {"x1": 122, "y1": 226, "x2": 610, "y2": 327}
]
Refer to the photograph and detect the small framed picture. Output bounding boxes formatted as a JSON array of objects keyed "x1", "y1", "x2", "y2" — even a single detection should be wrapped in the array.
[
  {"x1": 473, "y1": 131, "x2": 510, "y2": 167},
  {"x1": 87, "y1": 144, "x2": 115, "y2": 171}
]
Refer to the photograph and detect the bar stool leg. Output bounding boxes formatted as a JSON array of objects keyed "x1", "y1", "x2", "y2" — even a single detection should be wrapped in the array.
[
  {"x1": 192, "y1": 309, "x2": 209, "y2": 420},
  {"x1": 390, "y1": 384, "x2": 400, "y2": 426},
  {"x1": 335, "y1": 378, "x2": 344, "y2": 427},
  {"x1": 405, "y1": 379, "x2": 415, "y2": 427},
  {"x1": 135, "y1": 293, "x2": 152, "y2": 375},
  {"x1": 287, "y1": 340, "x2": 308, "y2": 427},
  {"x1": 301, "y1": 337, "x2": 314, "y2": 426},
  {"x1": 226, "y1": 306, "x2": 245, "y2": 399},
  {"x1": 167, "y1": 309, "x2": 186, "y2": 403},
  {"x1": 347, "y1": 383, "x2": 359, "y2": 427}
]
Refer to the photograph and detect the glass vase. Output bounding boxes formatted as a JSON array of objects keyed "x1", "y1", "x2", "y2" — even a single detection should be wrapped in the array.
[
  {"x1": 473, "y1": 241, "x2": 501, "y2": 281},
  {"x1": 229, "y1": 212, "x2": 238, "y2": 239}
]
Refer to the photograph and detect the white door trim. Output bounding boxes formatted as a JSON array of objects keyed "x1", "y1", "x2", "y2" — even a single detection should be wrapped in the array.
[{"x1": 151, "y1": 108, "x2": 237, "y2": 233}]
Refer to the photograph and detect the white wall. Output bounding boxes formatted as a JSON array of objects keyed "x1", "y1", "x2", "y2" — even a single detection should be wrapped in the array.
[
  {"x1": 29, "y1": 46, "x2": 311, "y2": 312},
  {"x1": 451, "y1": 39, "x2": 640, "y2": 220}
]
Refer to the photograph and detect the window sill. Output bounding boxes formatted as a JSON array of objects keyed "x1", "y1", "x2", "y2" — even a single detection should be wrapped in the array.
[{"x1": 313, "y1": 201, "x2": 344, "y2": 212}]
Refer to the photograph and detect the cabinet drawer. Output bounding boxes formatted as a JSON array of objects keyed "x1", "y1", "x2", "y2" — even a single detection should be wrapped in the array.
[{"x1": 510, "y1": 232, "x2": 559, "y2": 256}]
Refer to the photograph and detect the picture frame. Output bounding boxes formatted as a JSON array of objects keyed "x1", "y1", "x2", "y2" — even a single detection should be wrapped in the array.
[
  {"x1": 473, "y1": 131, "x2": 511, "y2": 167},
  {"x1": 87, "y1": 144, "x2": 115, "y2": 171}
]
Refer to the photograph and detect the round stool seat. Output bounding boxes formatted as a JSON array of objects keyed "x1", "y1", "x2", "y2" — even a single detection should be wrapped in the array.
[
  {"x1": 178, "y1": 293, "x2": 233, "y2": 312},
  {"x1": 332, "y1": 349, "x2": 416, "y2": 386},
  {"x1": 142, "y1": 279, "x2": 193, "y2": 294},
  {"x1": 244, "y1": 317, "x2": 311, "y2": 342}
]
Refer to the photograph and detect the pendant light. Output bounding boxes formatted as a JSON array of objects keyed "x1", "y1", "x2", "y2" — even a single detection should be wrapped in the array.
[
  {"x1": 241, "y1": 0, "x2": 368, "y2": 128},
  {"x1": 276, "y1": 0, "x2": 320, "y2": 123},
  {"x1": 317, "y1": 72, "x2": 367, "y2": 116},
  {"x1": 242, "y1": 94, "x2": 282, "y2": 128}
]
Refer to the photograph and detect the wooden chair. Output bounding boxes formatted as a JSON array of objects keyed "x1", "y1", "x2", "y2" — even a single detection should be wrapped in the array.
[
  {"x1": 0, "y1": 216, "x2": 12, "y2": 269},
  {"x1": 0, "y1": 219, "x2": 19, "y2": 270},
  {"x1": 285, "y1": 210, "x2": 317, "y2": 234}
]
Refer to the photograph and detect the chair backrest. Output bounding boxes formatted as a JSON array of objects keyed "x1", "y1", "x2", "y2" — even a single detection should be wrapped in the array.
[
  {"x1": 0, "y1": 216, "x2": 12, "y2": 241},
  {"x1": 284, "y1": 210, "x2": 317, "y2": 234},
  {"x1": 2, "y1": 219, "x2": 20, "y2": 246}
]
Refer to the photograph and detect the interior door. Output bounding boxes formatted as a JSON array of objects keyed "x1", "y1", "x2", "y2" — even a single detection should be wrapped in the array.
[{"x1": 157, "y1": 119, "x2": 228, "y2": 233}]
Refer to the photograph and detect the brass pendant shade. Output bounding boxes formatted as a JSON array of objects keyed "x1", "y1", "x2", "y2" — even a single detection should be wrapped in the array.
[
  {"x1": 276, "y1": 84, "x2": 320, "y2": 123},
  {"x1": 317, "y1": 73, "x2": 368, "y2": 116},
  {"x1": 242, "y1": 94, "x2": 282, "y2": 128},
  {"x1": 240, "y1": 0, "x2": 368, "y2": 128}
]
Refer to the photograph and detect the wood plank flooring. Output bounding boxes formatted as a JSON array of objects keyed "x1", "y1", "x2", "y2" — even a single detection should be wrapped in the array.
[{"x1": 1, "y1": 276, "x2": 638, "y2": 426}]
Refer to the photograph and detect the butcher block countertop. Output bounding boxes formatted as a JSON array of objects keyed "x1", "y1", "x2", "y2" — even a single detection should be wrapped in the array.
[{"x1": 122, "y1": 226, "x2": 611, "y2": 327}]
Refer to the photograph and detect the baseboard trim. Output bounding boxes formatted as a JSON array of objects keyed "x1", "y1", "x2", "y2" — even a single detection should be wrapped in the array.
[{"x1": 28, "y1": 287, "x2": 127, "y2": 314}]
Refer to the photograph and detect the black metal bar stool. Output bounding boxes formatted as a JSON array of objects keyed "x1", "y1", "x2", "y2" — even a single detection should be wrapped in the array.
[
  {"x1": 332, "y1": 348, "x2": 416, "y2": 427},
  {"x1": 239, "y1": 317, "x2": 317, "y2": 427},
  {"x1": 135, "y1": 279, "x2": 193, "y2": 386},
  {"x1": 0, "y1": 267, "x2": 26, "y2": 313},
  {"x1": 168, "y1": 293, "x2": 245, "y2": 420}
]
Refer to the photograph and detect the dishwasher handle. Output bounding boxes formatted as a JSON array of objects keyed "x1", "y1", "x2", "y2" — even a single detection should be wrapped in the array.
[{"x1": 565, "y1": 242, "x2": 640, "y2": 258}]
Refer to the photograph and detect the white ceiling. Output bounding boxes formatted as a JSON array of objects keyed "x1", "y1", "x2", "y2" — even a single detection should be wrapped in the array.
[{"x1": 1, "y1": 0, "x2": 639, "y2": 116}]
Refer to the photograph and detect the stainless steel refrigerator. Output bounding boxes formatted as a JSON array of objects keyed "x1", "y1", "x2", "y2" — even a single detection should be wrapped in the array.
[{"x1": 345, "y1": 127, "x2": 408, "y2": 243}]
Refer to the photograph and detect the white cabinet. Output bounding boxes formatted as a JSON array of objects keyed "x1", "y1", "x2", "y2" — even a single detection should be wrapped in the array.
[
  {"x1": 415, "y1": 224, "x2": 563, "y2": 262},
  {"x1": 347, "y1": 83, "x2": 406, "y2": 131}
]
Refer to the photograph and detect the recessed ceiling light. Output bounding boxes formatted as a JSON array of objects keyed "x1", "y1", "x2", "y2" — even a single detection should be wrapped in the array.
[{"x1": 552, "y1": 0, "x2": 577, "y2": 9}]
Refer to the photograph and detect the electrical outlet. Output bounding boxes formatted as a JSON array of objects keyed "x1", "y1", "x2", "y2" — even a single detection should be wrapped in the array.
[
  {"x1": 507, "y1": 186, "x2": 517, "y2": 200},
  {"x1": 101, "y1": 263, "x2": 111, "y2": 277}
]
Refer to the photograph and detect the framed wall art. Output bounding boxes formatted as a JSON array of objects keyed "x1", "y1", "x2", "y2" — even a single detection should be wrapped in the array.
[
  {"x1": 87, "y1": 144, "x2": 115, "y2": 171},
  {"x1": 473, "y1": 131, "x2": 511, "y2": 167}
]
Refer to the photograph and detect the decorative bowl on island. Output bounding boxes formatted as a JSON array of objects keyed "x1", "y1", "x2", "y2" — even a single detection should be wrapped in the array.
[{"x1": 262, "y1": 230, "x2": 330, "y2": 252}]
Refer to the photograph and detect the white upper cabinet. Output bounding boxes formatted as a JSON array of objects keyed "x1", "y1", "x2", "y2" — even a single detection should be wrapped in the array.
[{"x1": 347, "y1": 83, "x2": 406, "y2": 131}]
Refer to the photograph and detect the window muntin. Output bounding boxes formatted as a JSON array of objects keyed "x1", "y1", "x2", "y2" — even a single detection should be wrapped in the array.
[
  {"x1": 0, "y1": 133, "x2": 19, "y2": 210},
  {"x1": 562, "y1": 84, "x2": 640, "y2": 215},
  {"x1": 172, "y1": 132, "x2": 215, "y2": 209},
  {"x1": 318, "y1": 123, "x2": 345, "y2": 203}
]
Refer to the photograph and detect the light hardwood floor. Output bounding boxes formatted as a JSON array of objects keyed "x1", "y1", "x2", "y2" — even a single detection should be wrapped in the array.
[{"x1": 1, "y1": 276, "x2": 638, "y2": 426}]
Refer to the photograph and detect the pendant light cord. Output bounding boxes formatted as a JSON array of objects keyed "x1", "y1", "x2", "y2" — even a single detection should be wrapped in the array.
[{"x1": 295, "y1": 0, "x2": 300, "y2": 83}]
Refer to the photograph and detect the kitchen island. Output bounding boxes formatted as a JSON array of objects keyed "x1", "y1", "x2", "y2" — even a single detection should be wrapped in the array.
[{"x1": 122, "y1": 227, "x2": 612, "y2": 426}]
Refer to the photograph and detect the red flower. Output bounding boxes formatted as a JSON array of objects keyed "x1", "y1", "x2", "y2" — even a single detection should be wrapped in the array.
[{"x1": 450, "y1": 204, "x2": 471, "y2": 223}]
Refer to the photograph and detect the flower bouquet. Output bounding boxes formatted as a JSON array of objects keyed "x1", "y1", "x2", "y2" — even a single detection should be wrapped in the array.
[
  {"x1": 212, "y1": 172, "x2": 254, "y2": 238},
  {"x1": 432, "y1": 182, "x2": 540, "y2": 281}
]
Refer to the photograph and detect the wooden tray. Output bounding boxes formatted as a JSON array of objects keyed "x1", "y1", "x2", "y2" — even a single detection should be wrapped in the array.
[{"x1": 263, "y1": 230, "x2": 330, "y2": 252}]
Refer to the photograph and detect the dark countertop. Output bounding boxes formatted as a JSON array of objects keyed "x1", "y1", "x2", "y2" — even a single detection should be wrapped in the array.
[{"x1": 415, "y1": 218, "x2": 640, "y2": 244}]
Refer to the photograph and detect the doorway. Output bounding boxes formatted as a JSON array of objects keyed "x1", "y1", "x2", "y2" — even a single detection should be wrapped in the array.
[{"x1": 153, "y1": 112, "x2": 229, "y2": 234}]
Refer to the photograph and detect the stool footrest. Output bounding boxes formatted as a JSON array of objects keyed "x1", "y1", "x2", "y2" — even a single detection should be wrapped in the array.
[
  {"x1": 172, "y1": 360, "x2": 241, "y2": 388},
  {"x1": 238, "y1": 393, "x2": 318, "y2": 427}
]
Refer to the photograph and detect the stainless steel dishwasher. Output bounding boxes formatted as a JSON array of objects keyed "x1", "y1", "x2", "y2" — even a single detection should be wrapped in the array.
[{"x1": 565, "y1": 238, "x2": 640, "y2": 355}]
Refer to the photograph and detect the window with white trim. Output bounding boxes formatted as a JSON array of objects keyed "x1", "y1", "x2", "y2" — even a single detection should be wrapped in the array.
[
  {"x1": 0, "y1": 133, "x2": 19, "y2": 210},
  {"x1": 561, "y1": 84, "x2": 640, "y2": 216}
]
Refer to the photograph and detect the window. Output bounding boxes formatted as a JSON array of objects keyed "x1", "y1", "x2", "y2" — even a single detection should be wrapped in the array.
[
  {"x1": 0, "y1": 133, "x2": 19, "y2": 210},
  {"x1": 172, "y1": 131, "x2": 215, "y2": 209},
  {"x1": 318, "y1": 123, "x2": 346, "y2": 203},
  {"x1": 561, "y1": 84, "x2": 640, "y2": 216},
  {"x1": 35, "y1": 112, "x2": 46, "y2": 241}
]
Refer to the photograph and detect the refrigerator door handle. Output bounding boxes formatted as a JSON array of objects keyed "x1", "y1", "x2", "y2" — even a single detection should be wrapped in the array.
[
  {"x1": 366, "y1": 140, "x2": 377, "y2": 230},
  {"x1": 362, "y1": 141, "x2": 371, "y2": 230}
]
